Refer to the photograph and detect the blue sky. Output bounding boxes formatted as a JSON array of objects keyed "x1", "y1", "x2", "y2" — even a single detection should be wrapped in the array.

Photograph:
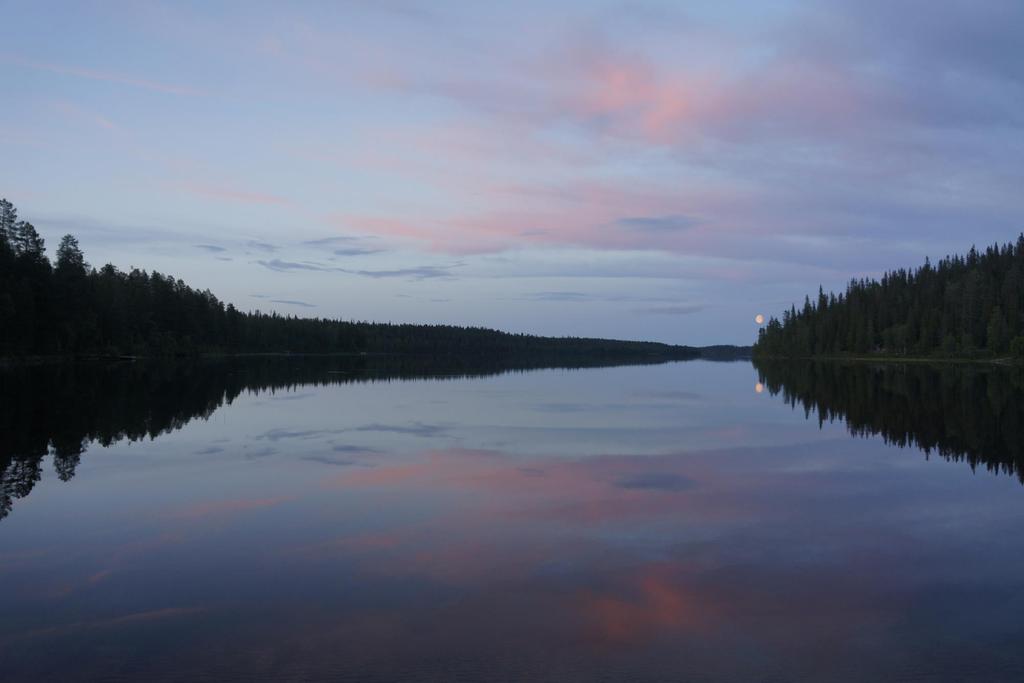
[{"x1": 2, "y1": 0, "x2": 1022, "y2": 344}]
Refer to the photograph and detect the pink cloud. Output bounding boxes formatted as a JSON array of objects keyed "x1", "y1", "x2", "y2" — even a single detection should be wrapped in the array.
[
  {"x1": 53, "y1": 100, "x2": 119, "y2": 132},
  {"x1": 3, "y1": 55, "x2": 201, "y2": 96},
  {"x1": 330, "y1": 181, "x2": 724, "y2": 255},
  {"x1": 277, "y1": 24, "x2": 908, "y2": 272},
  {"x1": 299, "y1": 446, "x2": 780, "y2": 592},
  {"x1": 87, "y1": 568, "x2": 115, "y2": 584},
  {"x1": 296, "y1": 36, "x2": 879, "y2": 262},
  {"x1": 167, "y1": 495, "x2": 291, "y2": 519},
  {"x1": 578, "y1": 564, "x2": 712, "y2": 644},
  {"x1": 328, "y1": 447, "x2": 752, "y2": 531},
  {"x1": 556, "y1": 49, "x2": 709, "y2": 144},
  {"x1": 177, "y1": 181, "x2": 291, "y2": 206}
]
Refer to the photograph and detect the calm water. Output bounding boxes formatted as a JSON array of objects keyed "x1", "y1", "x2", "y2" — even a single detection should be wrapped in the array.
[{"x1": 2, "y1": 358, "x2": 1024, "y2": 681}]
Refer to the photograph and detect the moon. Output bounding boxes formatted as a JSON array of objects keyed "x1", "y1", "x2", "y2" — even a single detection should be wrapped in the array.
[{"x1": 755, "y1": 314, "x2": 765, "y2": 325}]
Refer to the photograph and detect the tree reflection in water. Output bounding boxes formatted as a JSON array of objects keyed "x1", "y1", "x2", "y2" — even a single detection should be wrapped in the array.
[
  {"x1": 0, "y1": 354, "x2": 680, "y2": 520},
  {"x1": 755, "y1": 359, "x2": 1024, "y2": 481}
]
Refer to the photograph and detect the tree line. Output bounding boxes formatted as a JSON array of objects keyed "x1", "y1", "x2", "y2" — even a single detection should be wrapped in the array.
[
  {"x1": 1, "y1": 198, "x2": 699, "y2": 360},
  {"x1": 753, "y1": 235, "x2": 1024, "y2": 359}
]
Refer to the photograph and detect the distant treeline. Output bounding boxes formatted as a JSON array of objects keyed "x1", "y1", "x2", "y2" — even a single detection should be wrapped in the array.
[
  {"x1": 1, "y1": 354, "x2": 684, "y2": 520},
  {"x1": 0, "y1": 198, "x2": 698, "y2": 360},
  {"x1": 754, "y1": 236, "x2": 1024, "y2": 359},
  {"x1": 755, "y1": 359, "x2": 1024, "y2": 482},
  {"x1": 697, "y1": 344, "x2": 753, "y2": 360}
]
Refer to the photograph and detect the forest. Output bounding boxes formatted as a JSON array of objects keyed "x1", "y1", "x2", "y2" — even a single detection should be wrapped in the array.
[
  {"x1": 753, "y1": 235, "x2": 1024, "y2": 359},
  {"x1": 0, "y1": 198, "x2": 699, "y2": 361}
]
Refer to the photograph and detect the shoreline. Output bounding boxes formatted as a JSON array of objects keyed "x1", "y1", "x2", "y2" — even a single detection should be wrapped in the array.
[
  {"x1": 1, "y1": 347, "x2": 751, "y2": 367},
  {"x1": 753, "y1": 354, "x2": 1021, "y2": 366}
]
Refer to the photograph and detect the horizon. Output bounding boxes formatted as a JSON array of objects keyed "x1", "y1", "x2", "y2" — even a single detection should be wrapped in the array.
[{"x1": 3, "y1": 1, "x2": 1023, "y2": 345}]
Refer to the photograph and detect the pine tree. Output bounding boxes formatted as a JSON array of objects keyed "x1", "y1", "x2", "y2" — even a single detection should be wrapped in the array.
[{"x1": 988, "y1": 306, "x2": 1009, "y2": 354}]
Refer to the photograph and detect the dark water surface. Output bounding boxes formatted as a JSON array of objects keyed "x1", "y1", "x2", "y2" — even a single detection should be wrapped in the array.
[{"x1": 2, "y1": 358, "x2": 1024, "y2": 681}]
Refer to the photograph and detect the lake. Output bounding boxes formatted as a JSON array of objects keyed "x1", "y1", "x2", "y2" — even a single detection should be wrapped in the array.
[{"x1": 2, "y1": 357, "x2": 1024, "y2": 681}]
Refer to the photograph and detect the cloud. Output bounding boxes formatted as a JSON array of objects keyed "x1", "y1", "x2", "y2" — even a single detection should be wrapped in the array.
[
  {"x1": 257, "y1": 428, "x2": 342, "y2": 442},
  {"x1": 617, "y1": 215, "x2": 700, "y2": 233},
  {"x1": 331, "y1": 444, "x2": 384, "y2": 454},
  {"x1": 257, "y1": 259, "x2": 331, "y2": 272},
  {"x1": 246, "y1": 240, "x2": 279, "y2": 253},
  {"x1": 524, "y1": 291, "x2": 680, "y2": 304},
  {"x1": 194, "y1": 244, "x2": 227, "y2": 253},
  {"x1": 350, "y1": 266, "x2": 453, "y2": 280},
  {"x1": 333, "y1": 247, "x2": 384, "y2": 256},
  {"x1": 327, "y1": 183, "x2": 717, "y2": 256},
  {"x1": 177, "y1": 182, "x2": 289, "y2": 205},
  {"x1": 242, "y1": 446, "x2": 278, "y2": 459},
  {"x1": 10, "y1": 0, "x2": 1024, "y2": 334},
  {"x1": 167, "y1": 496, "x2": 290, "y2": 519},
  {"x1": 302, "y1": 236, "x2": 384, "y2": 256},
  {"x1": 294, "y1": 3, "x2": 1023, "y2": 275},
  {"x1": 303, "y1": 236, "x2": 365, "y2": 246},
  {"x1": 256, "y1": 259, "x2": 457, "y2": 280},
  {"x1": 4, "y1": 55, "x2": 200, "y2": 95},
  {"x1": 20, "y1": 607, "x2": 207, "y2": 638},
  {"x1": 32, "y1": 214, "x2": 206, "y2": 247},
  {"x1": 302, "y1": 455, "x2": 362, "y2": 467},
  {"x1": 269, "y1": 298, "x2": 316, "y2": 308},
  {"x1": 634, "y1": 390, "x2": 702, "y2": 402},
  {"x1": 527, "y1": 291, "x2": 593, "y2": 302},
  {"x1": 635, "y1": 304, "x2": 704, "y2": 316},
  {"x1": 354, "y1": 422, "x2": 451, "y2": 438},
  {"x1": 614, "y1": 472, "x2": 696, "y2": 492},
  {"x1": 53, "y1": 100, "x2": 119, "y2": 131}
]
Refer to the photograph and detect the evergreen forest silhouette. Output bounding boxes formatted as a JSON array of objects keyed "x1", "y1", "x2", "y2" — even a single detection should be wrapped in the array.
[
  {"x1": 0, "y1": 198, "x2": 700, "y2": 361},
  {"x1": 754, "y1": 236, "x2": 1024, "y2": 359}
]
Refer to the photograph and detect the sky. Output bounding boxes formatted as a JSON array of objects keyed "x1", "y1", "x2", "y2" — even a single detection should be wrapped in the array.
[{"x1": 1, "y1": 0, "x2": 1022, "y2": 345}]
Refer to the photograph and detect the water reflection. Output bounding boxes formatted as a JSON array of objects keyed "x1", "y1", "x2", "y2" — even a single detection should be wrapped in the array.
[
  {"x1": 0, "y1": 355, "x2": 678, "y2": 521},
  {"x1": 754, "y1": 359, "x2": 1024, "y2": 481},
  {"x1": 1, "y1": 360, "x2": 1024, "y2": 681}
]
